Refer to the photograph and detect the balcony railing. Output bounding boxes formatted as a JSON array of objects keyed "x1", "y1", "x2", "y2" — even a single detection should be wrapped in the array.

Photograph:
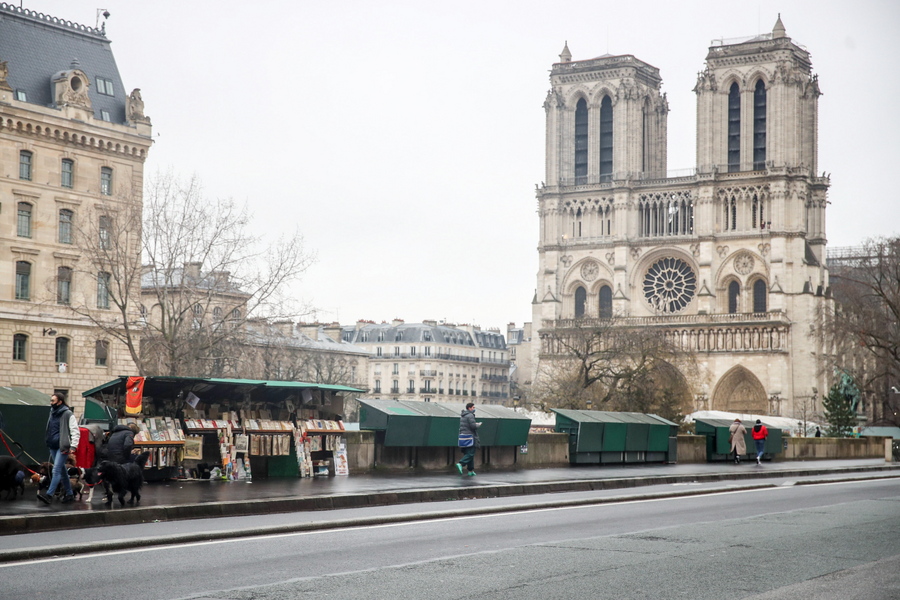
[
  {"x1": 420, "y1": 370, "x2": 438, "y2": 377},
  {"x1": 545, "y1": 311, "x2": 790, "y2": 330},
  {"x1": 481, "y1": 375, "x2": 509, "y2": 382}
]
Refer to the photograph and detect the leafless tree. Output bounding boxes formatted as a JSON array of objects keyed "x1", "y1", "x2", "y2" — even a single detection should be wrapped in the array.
[
  {"x1": 533, "y1": 319, "x2": 697, "y2": 420},
  {"x1": 68, "y1": 172, "x2": 316, "y2": 376},
  {"x1": 824, "y1": 236, "x2": 900, "y2": 426}
]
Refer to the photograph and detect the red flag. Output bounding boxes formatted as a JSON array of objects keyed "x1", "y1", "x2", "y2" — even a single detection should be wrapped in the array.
[{"x1": 125, "y1": 376, "x2": 144, "y2": 415}]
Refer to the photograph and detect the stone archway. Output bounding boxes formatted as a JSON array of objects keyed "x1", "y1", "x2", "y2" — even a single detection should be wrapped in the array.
[{"x1": 711, "y1": 365, "x2": 767, "y2": 413}]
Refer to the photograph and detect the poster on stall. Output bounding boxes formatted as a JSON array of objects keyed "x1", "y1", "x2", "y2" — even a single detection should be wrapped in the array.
[{"x1": 334, "y1": 447, "x2": 349, "y2": 476}]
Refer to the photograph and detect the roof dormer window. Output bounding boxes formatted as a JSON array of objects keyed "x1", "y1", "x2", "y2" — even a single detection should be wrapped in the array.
[
  {"x1": 96, "y1": 76, "x2": 114, "y2": 96},
  {"x1": 15, "y1": 89, "x2": 26, "y2": 101}
]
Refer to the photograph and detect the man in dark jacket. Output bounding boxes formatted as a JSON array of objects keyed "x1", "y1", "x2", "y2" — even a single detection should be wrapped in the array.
[
  {"x1": 106, "y1": 423, "x2": 138, "y2": 464},
  {"x1": 37, "y1": 392, "x2": 79, "y2": 504},
  {"x1": 456, "y1": 403, "x2": 481, "y2": 476}
]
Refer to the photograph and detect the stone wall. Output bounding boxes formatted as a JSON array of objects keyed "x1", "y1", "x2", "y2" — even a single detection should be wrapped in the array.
[
  {"x1": 675, "y1": 435, "x2": 707, "y2": 463},
  {"x1": 778, "y1": 436, "x2": 888, "y2": 461}
]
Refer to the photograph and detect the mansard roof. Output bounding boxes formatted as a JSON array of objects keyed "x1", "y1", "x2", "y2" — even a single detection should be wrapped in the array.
[{"x1": 0, "y1": 3, "x2": 128, "y2": 123}]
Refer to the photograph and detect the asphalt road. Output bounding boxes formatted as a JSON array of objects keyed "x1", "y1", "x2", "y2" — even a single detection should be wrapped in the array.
[{"x1": 3, "y1": 478, "x2": 898, "y2": 600}]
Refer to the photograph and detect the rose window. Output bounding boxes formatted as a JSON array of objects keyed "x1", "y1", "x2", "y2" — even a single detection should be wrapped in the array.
[{"x1": 643, "y1": 257, "x2": 697, "y2": 313}]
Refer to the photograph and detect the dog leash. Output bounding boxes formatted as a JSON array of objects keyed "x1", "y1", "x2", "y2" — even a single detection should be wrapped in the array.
[{"x1": 0, "y1": 430, "x2": 40, "y2": 475}]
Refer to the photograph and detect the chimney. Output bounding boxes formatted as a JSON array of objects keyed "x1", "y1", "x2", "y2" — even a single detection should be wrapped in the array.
[
  {"x1": 323, "y1": 322, "x2": 343, "y2": 342},
  {"x1": 392, "y1": 318, "x2": 405, "y2": 326},
  {"x1": 183, "y1": 262, "x2": 202, "y2": 281}
]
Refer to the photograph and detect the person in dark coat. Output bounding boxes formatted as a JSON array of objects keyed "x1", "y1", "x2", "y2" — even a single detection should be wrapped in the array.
[
  {"x1": 37, "y1": 392, "x2": 79, "y2": 505},
  {"x1": 106, "y1": 423, "x2": 139, "y2": 464},
  {"x1": 455, "y1": 403, "x2": 481, "y2": 476}
]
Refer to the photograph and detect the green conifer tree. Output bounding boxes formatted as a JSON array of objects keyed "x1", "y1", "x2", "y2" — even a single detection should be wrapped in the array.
[{"x1": 822, "y1": 384, "x2": 856, "y2": 437}]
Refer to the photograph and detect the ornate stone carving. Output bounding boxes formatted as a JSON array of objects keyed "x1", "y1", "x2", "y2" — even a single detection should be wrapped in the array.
[
  {"x1": 605, "y1": 252, "x2": 615, "y2": 265},
  {"x1": 630, "y1": 247, "x2": 642, "y2": 260},
  {"x1": 758, "y1": 243, "x2": 770, "y2": 257},
  {"x1": 127, "y1": 88, "x2": 150, "y2": 123},
  {"x1": 560, "y1": 255, "x2": 573, "y2": 267},
  {"x1": 580, "y1": 260, "x2": 599, "y2": 281},
  {"x1": 717, "y1": 245, "x2": 729, "y2": 258},
  {"x1": 690, "y1": 243, "x2": 701, "y2": 257},
  {"x1": 52, "y1": 68, "x2": 92, "y2": 110},
  {"x1": 0, "y1": 61, "x2": 11, "y2": 92},
  {"x1": 734, "y1": 252, "x2": 754, "y2": 275}
]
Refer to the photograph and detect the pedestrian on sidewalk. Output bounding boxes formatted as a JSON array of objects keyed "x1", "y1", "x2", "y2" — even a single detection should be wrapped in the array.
[
  {"x1": 752, "y1": 419, "x2": 769, "y2": 465},
  {"x1": 814, "y1": 427, "x2": 822, "y2": 438},
  {"x1": 728, "y1": 418, "x2": 746, "y2": 464},
  {"x1": 456, "y1": 403, "x2": 481, "y2": 476},
  {"x1": 38, "y1": 392, "x2": 79, "y2": 505},
  {"x1": 107, "y1": 423, "x2": 139, "y2": 464}
]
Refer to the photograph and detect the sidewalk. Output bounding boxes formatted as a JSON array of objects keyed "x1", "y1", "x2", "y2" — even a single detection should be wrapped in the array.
[{"x1": 3, "y1": 459, "x2": 897, "y2": 539}]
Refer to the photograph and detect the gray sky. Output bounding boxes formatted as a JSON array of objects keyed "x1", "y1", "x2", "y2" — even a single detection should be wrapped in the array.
[{"x1": 25, "y1": 0, "x2": 900, "y2": 330}]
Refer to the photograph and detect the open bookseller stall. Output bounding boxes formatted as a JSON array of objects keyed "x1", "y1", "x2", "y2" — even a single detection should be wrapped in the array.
[{"x1": 82, "y1": 377, "x2": 363, "y2": 479}]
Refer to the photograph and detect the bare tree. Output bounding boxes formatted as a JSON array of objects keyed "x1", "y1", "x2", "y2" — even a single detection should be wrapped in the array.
[
  {"x1": 825, "y1": 236, "x2": 900, "y2": 426},
  {"x1": 68, "y1": 172, "x2": 316, "y2": 376},
  {"x1": 533, "y1": 319, "x2": 696, "y2": 420}
]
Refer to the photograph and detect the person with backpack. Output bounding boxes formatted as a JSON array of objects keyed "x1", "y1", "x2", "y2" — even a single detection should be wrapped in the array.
[
  {"x1": 752, "y1": 419, "x2": 769, "y2": 465},
  {"x1": 455, "y1": 403, "x2": 481, "y2": 476}
]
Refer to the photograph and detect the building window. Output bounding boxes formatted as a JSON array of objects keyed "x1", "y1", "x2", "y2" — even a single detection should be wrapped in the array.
[
  {"x1": 410, "y1": 346, "x2": 416, "y2": 356},
  {"x1": 57, "y1": 266, "x2": 72, "y2": 305},
  {"x1": 599, "y1": 95, "x2": 613, "y2": 180},
  {"x1": 230, "y1": 308, "x2": 241, "y2": 321},
  {"x1": 753, "y1": 80, "x2": 767, "y2": 170},
  {"x1": 97, "y1": 271, "x2": 111, "y2": 309},
  {"x1": 98, "y1": 215, "x2": 111, "y2": 249},
  {"x1": 376, "y1": 347, "x2": 382, "y2": 357},
  {"x1": 13, "y1": 334, "x2": 27, "y2": 361},
  {"x1": 58, "y1": 209, "x2": 74, "y2": 244},
  {"x1": 17, "y1": 202, "x2": 32, "y2": 238},
  {"x1": 727, "y1": 83, "x2": 741, "y2": 172},
  {"x1": 212, "y1": 306, "x2": 222, "y2": 320},
  {"x1": 424, "y1": 346, "x2": 431, "y2": 356},
  {"x1": 374, "y1": 380, "x2": 381, "y2": 393},
  {"x1": 95, "y1": 340, "x2": 109, "y2": 366},
  {"x1": 140, "y1": 304, "x2": 148, "y2": 322},
  {"x1": 753, "y1": 279, "x2": 767, "y2": 313},
  {"x1": 100, "y1": 167, "x2": 113, "y2": 196},
  {"x1": 574, "y1": 98, "x2": 588, "y2": 184},
  {"x1": 599, "y1": 285, "x2": 613, "y2": 319},
  {"x1": 100, "y1": 110, "x2": 111, "y2": 122},
  {"x1": 55, "y1": 337, "x2": 69, "y2": 365},
  {"x1": 575, "y1": 286, "x2": 586, "y2": 318},
  {"x1": 391, "y1": 380, "x2": 399, "y2": 394},
  {"x1": 728, "y1": 281, "x2": 740, "y2": 314},
  {"x1": 15, "y1": 89, "x2": 26, "y2": 102},
  {"x1": 15, "y1": 261, "x2": 31, "y2": 300},
  {"x1": 408, "y1": 380, "x2": 415, "y2": 393},
  {"x1": 96, "y1": 77, "x2": 114, "y2": 96},
  {"x1": 392, "y1": 363, "x2": 399, "y2": 375},
  {"x1": 61, "y1": 159, "x2": 74, "y2": 188},
  {"x1": 19, "y1": 151, "x2": 32, "y2": 180},
  {"x1": 394, "y1": 346, "x2": 400, "y2": 357}
]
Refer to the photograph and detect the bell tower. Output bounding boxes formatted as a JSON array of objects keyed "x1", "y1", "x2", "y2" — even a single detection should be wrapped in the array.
[{"x1": 695, "y1": 15, "x2": 821, "y2": 174}]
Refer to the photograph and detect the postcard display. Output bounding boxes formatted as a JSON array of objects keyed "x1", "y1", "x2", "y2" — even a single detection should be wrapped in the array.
[{"x1": 182, "y1": 406, "x2": 346, "y2": 479}]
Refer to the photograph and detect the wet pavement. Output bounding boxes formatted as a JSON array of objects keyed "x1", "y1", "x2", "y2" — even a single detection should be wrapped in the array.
[{"x1": 2, "y1": 459, "x2": 897, "y2": 536}]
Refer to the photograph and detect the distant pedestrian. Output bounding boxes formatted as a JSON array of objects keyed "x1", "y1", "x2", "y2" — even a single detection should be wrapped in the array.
[
  {"x1": 752, "y1": 419, "x2": 769, "y2": 465},
  {"x1": 814, "y1": 427, "x2": 822, "y2": 438},
  {"x1": 728, "y1": 418, "x2": 746, "y2": 464},
  {"x1": 456, "y1": 402, "x2": 481, "y2": 476},
  {"x1": 37, "y1": 392, "x2": 79, "y2": 505}
]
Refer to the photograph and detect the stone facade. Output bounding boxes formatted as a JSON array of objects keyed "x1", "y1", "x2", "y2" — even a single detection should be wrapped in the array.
[
  {"x1": 343, "y1": 319, "x2": 510, "y2": 404},
  {"x1": 0, "y1": 5, "x2": 151, "y2": 414},
  {"x1": 532, "y1": 17, "x2": 831, "y2": 419}
]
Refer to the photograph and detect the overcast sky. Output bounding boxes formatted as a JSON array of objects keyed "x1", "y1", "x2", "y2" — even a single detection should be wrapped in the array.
[{"x1": 24, "y1": 0, "x2": 900, "y2": 331}]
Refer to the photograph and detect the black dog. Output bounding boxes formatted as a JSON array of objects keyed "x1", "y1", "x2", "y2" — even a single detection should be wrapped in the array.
[
  {"x1": 0, "y1": 456, "x2": 25, "y2": 500},
  {"x1": 91, "y1": 452, "x2": 150, "y2": 507}
]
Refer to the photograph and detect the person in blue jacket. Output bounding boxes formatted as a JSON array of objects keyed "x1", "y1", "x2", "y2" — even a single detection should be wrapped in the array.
[
  {"x1": 37, "y1": 391, "x2": 80, "y2": 504},
  {"x1": 456, "y1": 403, "x2": 481, "y2": 476}
]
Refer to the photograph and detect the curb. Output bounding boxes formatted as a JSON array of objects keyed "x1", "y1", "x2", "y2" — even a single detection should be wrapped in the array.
[
  {"x1": 3, "y1": 464, "x2": 898, "y2": 539},
  {"x1": 0, "y1": 482, "x2": 780, "y2": 563}
]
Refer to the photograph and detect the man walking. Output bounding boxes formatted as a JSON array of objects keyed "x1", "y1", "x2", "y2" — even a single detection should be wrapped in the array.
[
  {"x1": 456, "y1": 402, "x2": 481, "y2": 476},
  {"x1": 38, "y1": 391, "x2": 79, "y2": 504},
  {"x1": 751, "y1": 419, "x2": 769, "y2": 465}
]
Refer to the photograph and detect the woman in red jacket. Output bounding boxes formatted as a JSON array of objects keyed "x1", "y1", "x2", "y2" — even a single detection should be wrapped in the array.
[{"x1": 751, "y1": 419, "x2": 768, "y2": 465}]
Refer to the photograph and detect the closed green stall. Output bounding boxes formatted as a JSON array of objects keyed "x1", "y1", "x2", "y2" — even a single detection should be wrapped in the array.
[
  {"x1": 0, "y1": 386, "x2": 51, "y2": 466},
  {"x1": 553, "y1": 409, "x2": 677, "y2": 465}
]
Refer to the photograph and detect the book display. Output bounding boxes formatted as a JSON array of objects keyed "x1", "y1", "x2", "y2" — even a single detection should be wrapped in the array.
[
  {"x1": 119, "y1": 417, "x2": 185, "y2": 471},
  {"x1": 82, "y1": 376, "x2": 363, "y2": 479}
]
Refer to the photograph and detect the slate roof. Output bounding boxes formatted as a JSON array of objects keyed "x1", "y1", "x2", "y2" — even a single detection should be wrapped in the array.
[
  {"x1": 0, "y1": 3, "x2": 128, "y2": 123},
  {"x1": 343, "y1": 322, "x2": 507, "y2": 350},
  {"x1": 141, "y1": 267, "x2": 249, "y2": 296}
]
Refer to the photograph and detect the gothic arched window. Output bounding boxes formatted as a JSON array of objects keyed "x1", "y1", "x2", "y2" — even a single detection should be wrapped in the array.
[
  {"x1": 753, "y1": 279, "x2": 767, "y2": 313},
  {"x1": 599, "y1": 96, "x2": 613, "y2": 180},
  {"x1": 574, "y1": 286, "x2": 587, "y2": 318},
  {"x1": 753, "y1": 80, "x2": 766, "y2": 170},
  {"x1": 727, "y1": 83, "x2": 740, "y2": 172},
  {"x1": 728, "y1": 281, "x2": 740, "y2": 314},
  {"x1": 599, "y1": 285, "x2": 612, "y2": 319},
  {"x1": 574, "y1": 98, "x2": 588, "y2": 184}
]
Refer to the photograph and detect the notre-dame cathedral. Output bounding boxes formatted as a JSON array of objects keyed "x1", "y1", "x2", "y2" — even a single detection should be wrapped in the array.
[{"x1": 532, "y1": 17, "x2": 831, "y2": 418}]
